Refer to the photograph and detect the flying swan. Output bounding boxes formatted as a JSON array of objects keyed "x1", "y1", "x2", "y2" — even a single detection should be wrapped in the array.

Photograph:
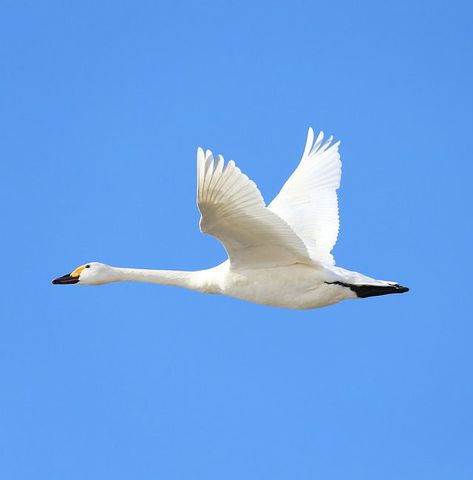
[{"x1": 53, "y1": 128, "x2": 408, "y2": 309}]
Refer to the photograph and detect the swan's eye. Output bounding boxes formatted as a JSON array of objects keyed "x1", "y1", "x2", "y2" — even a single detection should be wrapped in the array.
[{"x1": 85, "y1": 265, "x2": 90, "y2": 268}]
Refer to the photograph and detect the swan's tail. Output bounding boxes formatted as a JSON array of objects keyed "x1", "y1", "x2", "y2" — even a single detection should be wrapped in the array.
[{"x1": 326, "y1": 281, "x2": 409, "y2": 298}]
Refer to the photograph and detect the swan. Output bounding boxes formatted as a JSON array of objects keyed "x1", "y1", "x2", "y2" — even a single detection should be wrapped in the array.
[{"x1": 53, "y1": 128, "x2": 408, "y2": 309}]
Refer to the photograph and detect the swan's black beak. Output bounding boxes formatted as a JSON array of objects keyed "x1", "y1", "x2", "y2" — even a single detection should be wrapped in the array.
[{"x1": 52, "y1": 273, "x2": 79, "y2": 285}]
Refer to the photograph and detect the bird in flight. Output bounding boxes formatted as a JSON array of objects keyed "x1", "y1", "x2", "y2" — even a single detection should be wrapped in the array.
[{"x1": 53, "y1": 128, "x2": 408, "y2": 309}]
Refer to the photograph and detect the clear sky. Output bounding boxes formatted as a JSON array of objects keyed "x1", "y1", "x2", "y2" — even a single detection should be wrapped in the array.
[{"x1": 1, "y1": 0, "x2": 472, "y2": 478}]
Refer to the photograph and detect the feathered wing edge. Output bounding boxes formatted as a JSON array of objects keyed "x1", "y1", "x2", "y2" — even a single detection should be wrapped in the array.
[
  {"x1": 196, "y1": 147, "x2": 314, "y2": 269},
  {"x1": 268, "y1": 128, "x2": 342, "y2": 265}
]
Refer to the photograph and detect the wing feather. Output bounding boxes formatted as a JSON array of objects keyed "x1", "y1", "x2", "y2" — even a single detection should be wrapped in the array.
[
  {"x1": 268, "y1": 128, "x2": 342, "y2": 265},
  {"x1": 197, "y1": 148, "x2": 312, "y2": 269}
]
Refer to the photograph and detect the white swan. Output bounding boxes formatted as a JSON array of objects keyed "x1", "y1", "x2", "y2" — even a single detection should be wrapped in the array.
[{"x1": 53, "y1": 128, "x2": 408, "y2": 309}]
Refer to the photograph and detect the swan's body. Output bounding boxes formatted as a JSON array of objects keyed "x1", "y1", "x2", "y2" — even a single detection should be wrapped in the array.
[{"x1": 53, "y1": 128, "x2": 408, "y2": 309}]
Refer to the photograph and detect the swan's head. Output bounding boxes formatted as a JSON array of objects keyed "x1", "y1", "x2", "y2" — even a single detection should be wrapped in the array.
[{"x1": 52, "y1": 262, "x2": 115, "y2": 286}]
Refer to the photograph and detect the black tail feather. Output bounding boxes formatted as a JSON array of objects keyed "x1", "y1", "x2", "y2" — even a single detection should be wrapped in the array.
[{"x1": 326, "y1": 281, "x2": 409, "y2": 298}]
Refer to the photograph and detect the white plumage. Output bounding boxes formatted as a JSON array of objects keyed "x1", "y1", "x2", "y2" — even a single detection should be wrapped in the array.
[
  {"x1": 269, "y1": 129, "x2": 341, "y2": 265},
  {"x1": 197, "y1": 147, "x2": 311, "y2": 269},
  {"x1": 53, "y1": 128, "x2": 408, "y2": 309}
]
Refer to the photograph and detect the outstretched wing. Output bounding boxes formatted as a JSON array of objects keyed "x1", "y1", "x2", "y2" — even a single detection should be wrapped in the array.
[
  {"x1": 268, "y1": 128, "x2": 341, "y2": 265},
  {"x1": 197, "y1": 148, "x2": 312, "y2": 269}
]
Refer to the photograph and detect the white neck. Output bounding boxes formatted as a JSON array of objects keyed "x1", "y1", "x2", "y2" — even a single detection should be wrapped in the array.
[{"x1": 110, "y1": 267, "x2": 220, "y2": 293}]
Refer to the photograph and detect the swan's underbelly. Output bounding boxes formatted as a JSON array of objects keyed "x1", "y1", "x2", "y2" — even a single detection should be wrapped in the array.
[{"x1": 219, "y1": 264, "x2": 353, "y2": 310}]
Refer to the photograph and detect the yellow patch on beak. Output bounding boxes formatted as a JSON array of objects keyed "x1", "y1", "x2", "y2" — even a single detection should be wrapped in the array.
[{"x1": 70, "y1": 265, "x2": 87, "y2": 278}]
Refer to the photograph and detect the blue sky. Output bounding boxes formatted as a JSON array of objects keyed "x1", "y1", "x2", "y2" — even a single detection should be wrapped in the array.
[{"x1": 1, "y1": 0, "x2": 472, "y2": 478}]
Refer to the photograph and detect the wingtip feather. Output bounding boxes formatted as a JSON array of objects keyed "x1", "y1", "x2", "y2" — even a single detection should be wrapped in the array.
[{"x1": 303, "y1": 127, "x2": 315, "y2": 158}]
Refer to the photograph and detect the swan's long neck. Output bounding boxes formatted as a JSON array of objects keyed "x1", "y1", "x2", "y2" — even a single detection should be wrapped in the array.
[{"x1": 110, "y1": 267, "x2": 220, "y2": 293}]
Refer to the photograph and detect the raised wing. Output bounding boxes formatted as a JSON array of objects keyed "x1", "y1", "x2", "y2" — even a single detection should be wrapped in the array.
[
  {"x1": 268, "y1": 128, "x2": 341, "y2": 265},
  {"x1": 197, "y1": 148, "x2": 312, "y2": 269}
]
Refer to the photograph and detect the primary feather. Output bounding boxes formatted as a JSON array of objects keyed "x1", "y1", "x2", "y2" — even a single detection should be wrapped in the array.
[
  {"x1": 269, "y1": 128, "x2": 341, "y2": 265},
  {"x1": 197, "y1": 147, "x2": 312, "y2": 269}
]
